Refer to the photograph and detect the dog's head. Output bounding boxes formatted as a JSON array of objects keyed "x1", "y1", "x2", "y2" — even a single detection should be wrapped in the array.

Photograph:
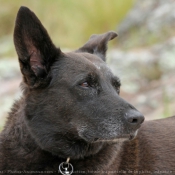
[{"x1": 14, "y1": 7, "x2": 144, "y2": 159}]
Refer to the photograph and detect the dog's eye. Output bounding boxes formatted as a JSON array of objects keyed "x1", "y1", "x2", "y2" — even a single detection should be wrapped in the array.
[{"x1": 80, "y1": 82, "x2": 89, "y2": 88}]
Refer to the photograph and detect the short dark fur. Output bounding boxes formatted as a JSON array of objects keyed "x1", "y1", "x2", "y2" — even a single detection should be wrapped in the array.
[{"x1": 0, "y1": 7, "x2": 175, "y2": 174}]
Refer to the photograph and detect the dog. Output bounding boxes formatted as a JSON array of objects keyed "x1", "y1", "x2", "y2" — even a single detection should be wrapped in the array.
[{"x1": 0, "y1": 6, "x2": 175, "y2": 175}]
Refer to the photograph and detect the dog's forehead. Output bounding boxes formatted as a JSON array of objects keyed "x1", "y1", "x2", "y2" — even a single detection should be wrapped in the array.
[{"x1": 65, "y1": 52, "x2": 111, "y2": 73}]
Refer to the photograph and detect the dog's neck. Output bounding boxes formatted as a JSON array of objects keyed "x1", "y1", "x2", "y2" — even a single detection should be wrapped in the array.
[{"x1": 0, "y1": 97, "x2": 123, "y2": 173}]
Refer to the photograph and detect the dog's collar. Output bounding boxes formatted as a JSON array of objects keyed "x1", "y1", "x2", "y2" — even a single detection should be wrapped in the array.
[{"x1": 59, "y1": 157, "x2": 73, "y2": 175}]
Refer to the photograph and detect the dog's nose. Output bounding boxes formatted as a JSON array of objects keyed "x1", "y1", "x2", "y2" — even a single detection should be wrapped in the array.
[{"x1": 125, "y1": 110, "x2": 144, "y2": 128}]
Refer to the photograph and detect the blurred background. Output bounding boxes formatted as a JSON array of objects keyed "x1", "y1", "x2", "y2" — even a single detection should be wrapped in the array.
[{"x1": 0, "y1": 0, "x2": 175, "y2": 131}]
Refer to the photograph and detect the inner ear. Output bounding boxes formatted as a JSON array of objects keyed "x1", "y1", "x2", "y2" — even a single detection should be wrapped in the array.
[
  {"x1": 77, "y1": 31, "x2": 117, "y2": 61},
  {"x1": 30, "y1": 50, "x2": 47, "y2": 78}
]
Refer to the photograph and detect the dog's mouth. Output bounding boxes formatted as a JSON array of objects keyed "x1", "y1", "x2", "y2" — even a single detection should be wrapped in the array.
[
  {"x1": 92, "y1": 130, "x2": 138, "y2": 143},
  {"x1": 77, "y1": 123, "x2": 139, "y2": 143},
  {"x1": 129, "y1": 129, "x2": 138, "y2": 140},
  {"x1": 93, "y1": 137, "x2": 128, "y2": 143}
]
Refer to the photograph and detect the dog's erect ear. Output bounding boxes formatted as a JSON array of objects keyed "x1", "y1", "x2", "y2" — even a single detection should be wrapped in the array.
[
  {"x1": 77, "y1": 31, "x2": 117, "y2": 61},
  {"x1": 14, "y1": 6, "x2": 61, "y2": 88}
]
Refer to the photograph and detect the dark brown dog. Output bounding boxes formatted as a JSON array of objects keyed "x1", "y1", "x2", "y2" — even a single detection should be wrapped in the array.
[{"x1": 0, "y1": 6, "x2": 174, "y2": 175}]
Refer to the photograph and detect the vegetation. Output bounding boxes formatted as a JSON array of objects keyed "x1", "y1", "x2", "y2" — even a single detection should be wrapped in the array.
[{"x1": 0, "y1": 0, "x2": 135, "y2": 58}]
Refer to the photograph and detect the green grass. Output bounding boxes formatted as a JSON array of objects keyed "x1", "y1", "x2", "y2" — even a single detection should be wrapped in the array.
[{"x1": 0, "y1": 0, "x2": 135, "y2": 58}]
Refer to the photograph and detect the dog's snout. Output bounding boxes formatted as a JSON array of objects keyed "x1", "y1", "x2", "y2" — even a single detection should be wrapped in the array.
[{"x1": 125, "y1": 110, "x2": 144, "y2": 128}]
